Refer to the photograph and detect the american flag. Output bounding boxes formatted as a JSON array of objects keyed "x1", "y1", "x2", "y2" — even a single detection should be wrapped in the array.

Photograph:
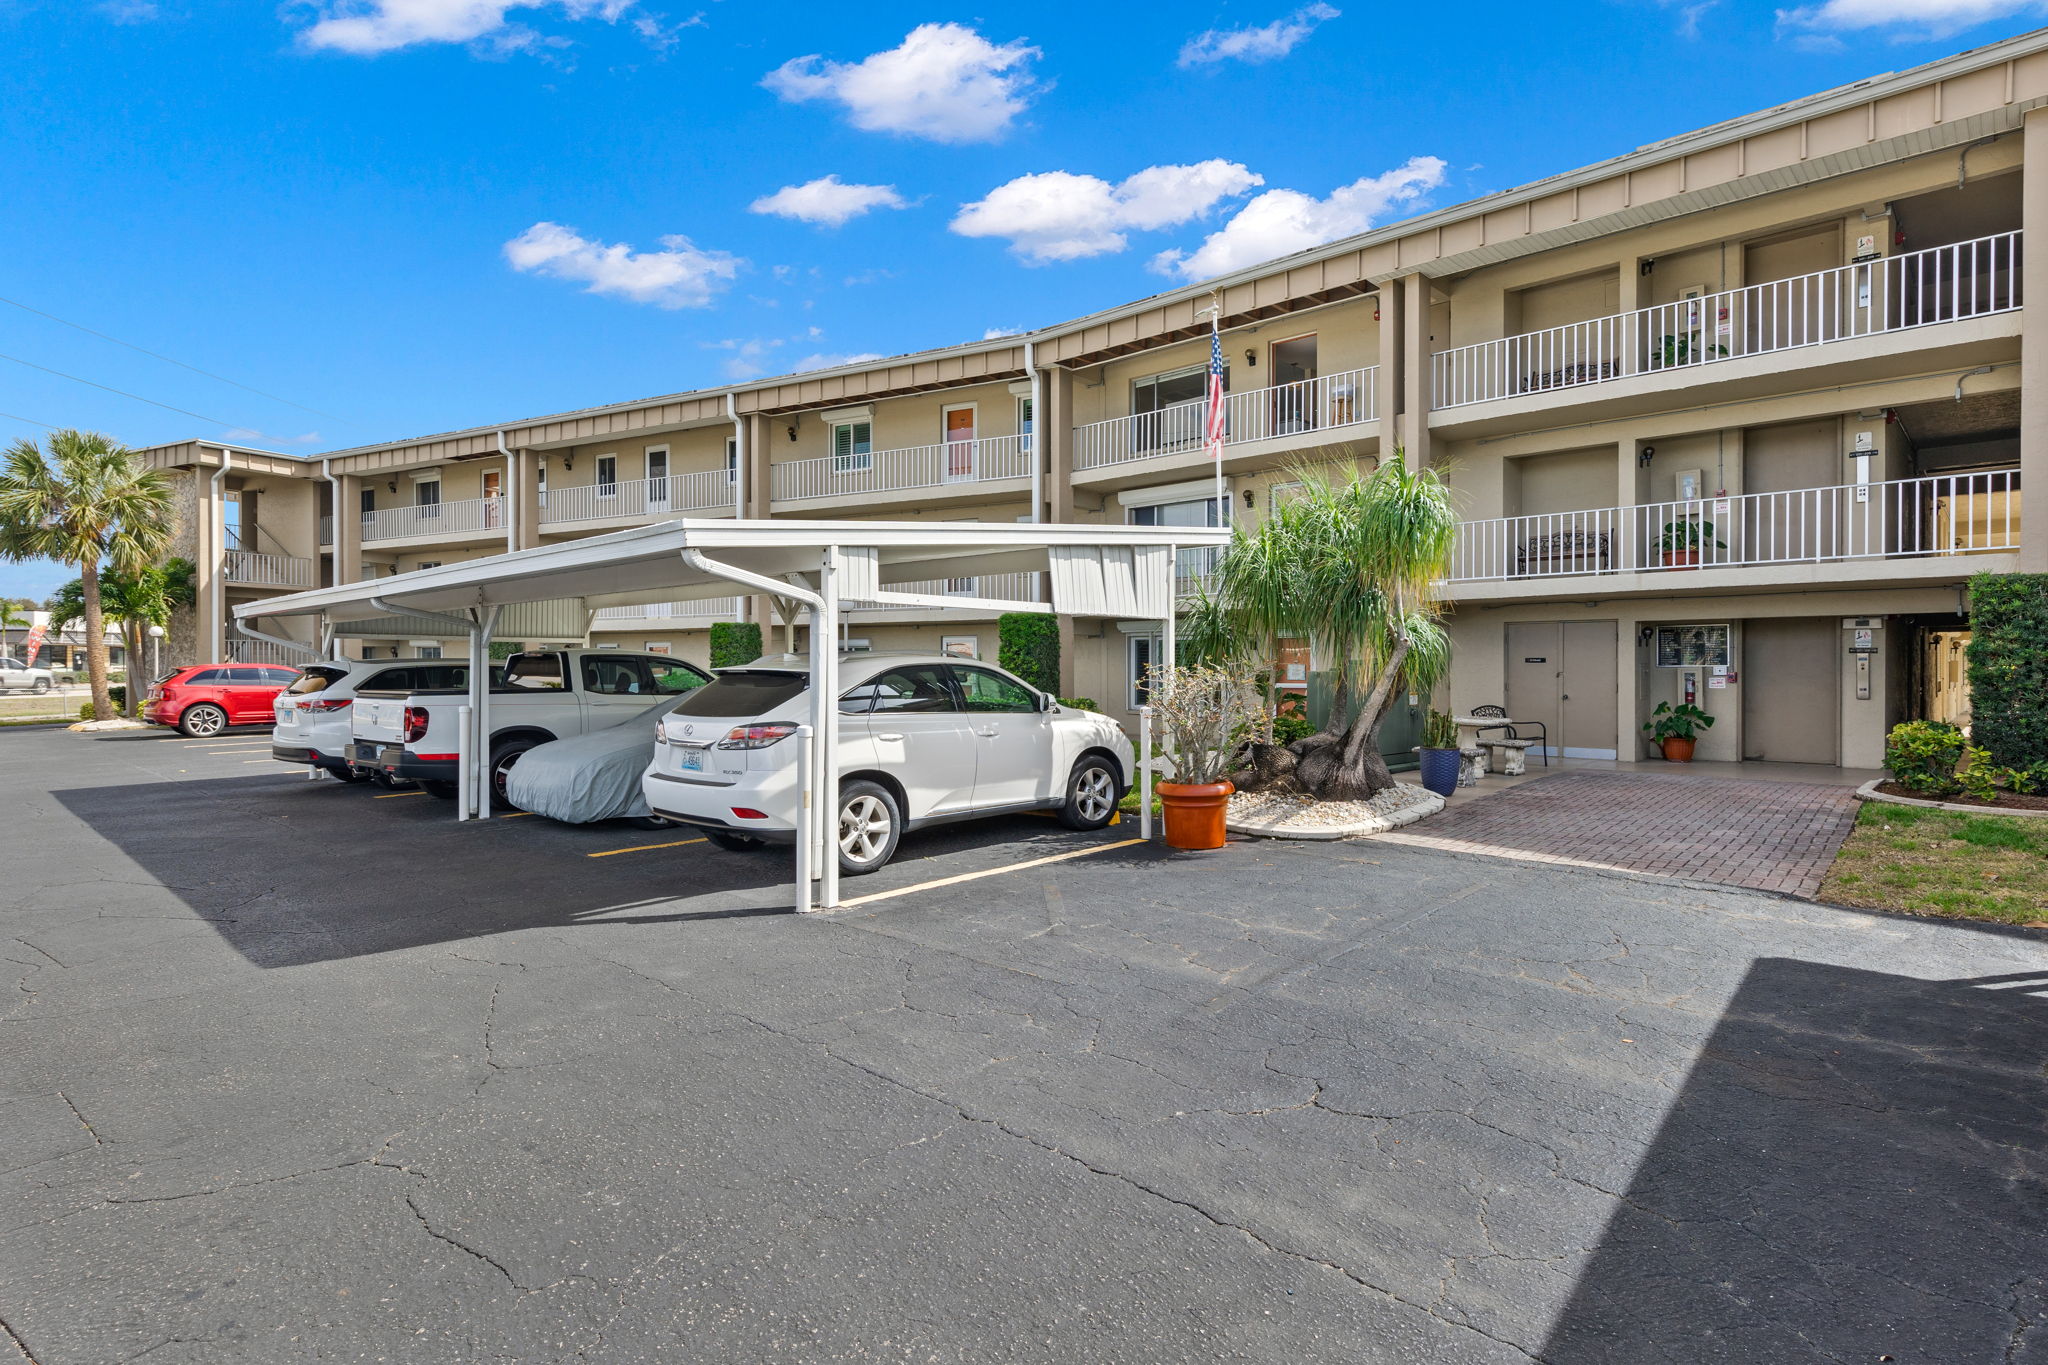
[{"x1": 1204, "y1": 323, "x2": 1226, "y2": 462}]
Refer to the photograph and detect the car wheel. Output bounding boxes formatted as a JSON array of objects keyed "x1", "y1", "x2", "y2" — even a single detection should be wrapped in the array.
[
  {"x1": 177, "y1": 704, "x2": 227, "y2": 738},
  {"x1": 419, "y1": 780, "x2": 460, "y2": 800},
  {"x1": 489, "y1": 738, "x2": 542, "y2": 810},
  {"x1": 705, "y1": 829, "x2": 764, "y2": 852},
  {"x1": 1058, "y1": 755, "x2": 1121, "y2": 831},
  {"x1": 30, "y1": 678, "x2": 50, "y2": 695},
  {"x1": 836, "y1": 780, "x2": 901, "y2": 876}
]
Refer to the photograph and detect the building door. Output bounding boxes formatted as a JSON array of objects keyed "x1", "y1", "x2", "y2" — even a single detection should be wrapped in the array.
[
  {"x1": 481, "y1": 470, "x2": 502, "y2": 528},
  {"x1": 1742, "y1": 225, "x2": 1842, "y2": 355},
  {"x1": 1926, "y1": 630, "x2": 1973, "y2": 729},
  {"x1": 1505, "y1": 620, "x2": 1619, "y2": 758},
  {"x1": 943, "y1": 407, "x2": 977, "y2": 481},
  {"x1": 645, "y1": 448, "x2": 670, "y2": 512},
  {"x1": 1269, "y1": 335, "x2": 1317, "y2": 436},
  {"x1": 1741, "y1": 619, "x2": 1840, "y2": 764},
  {"x1": 1741, "y1": 418, "x2": 1842, "y2": 563}
]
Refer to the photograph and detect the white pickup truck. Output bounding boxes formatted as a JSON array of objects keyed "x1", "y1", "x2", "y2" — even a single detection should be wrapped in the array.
[{"x1": 349, "y1": 648, "x2": 712, "y2": 804}]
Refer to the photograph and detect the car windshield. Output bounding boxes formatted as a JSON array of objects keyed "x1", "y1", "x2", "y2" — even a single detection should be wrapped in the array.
[
  {"x1": 667, "y1": 671, "x2": 807, "y2": 718},
  {"x1": 287, "y1": 666, "x2": 350, "y2": 695}
]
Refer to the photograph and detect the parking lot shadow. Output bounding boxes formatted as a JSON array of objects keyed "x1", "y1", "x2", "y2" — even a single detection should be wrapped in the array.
[
  {"x1": 1540, "y1": 958, "x2": 2048, "y2": 1361},
  {"x1": 48, "y1": 774, "x2": 1119, "y2": 968}
]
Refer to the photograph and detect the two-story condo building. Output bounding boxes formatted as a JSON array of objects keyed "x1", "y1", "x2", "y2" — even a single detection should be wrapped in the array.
[{"x1": 146, "y1": 30, "x2": 2048, "y2": 771}]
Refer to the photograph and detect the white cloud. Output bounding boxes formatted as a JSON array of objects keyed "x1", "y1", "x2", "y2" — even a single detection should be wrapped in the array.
[
  {"x1": 793, "y1": 352, "x2": 884, "y2": 373},
  {"x1": 297, "y1": 0, "x2": 632, "y2": 55},
  {"x1": 1774, "y1": 0, "x2": 2047, "y2": 36},
  {"x1": 1178, "y1": 3, "x2": 1338, "y2": 67},
  {"x1": 704, "y1": 337, "x2": 782, "y2": 380},
  {"x1": 982, "y1": 326, "x2": 1024, "y2": 339},
  {"x1": 763, "y1": 23, "x2": 1040, "y2": 143},
  {"x1": 951, "y1": 160, "x2": 1263, "y2": 264},
  {"x1": 750, "y1": 175, "x2": 910, "y2": 228},
  {"x1": 99, "y1": 0, "x2": 161, "y2": 22},
  {"x1": 503, "y1": 221, "x2": 742, "y2": 308},
  {"x1": 1151, "y1": 156, "x2": 1447, "y2": 282}
]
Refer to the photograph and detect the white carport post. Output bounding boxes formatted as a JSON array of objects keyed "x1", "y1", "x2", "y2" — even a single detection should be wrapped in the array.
[
  {"x1": 369, "y1": 597, "x2": 494, "y2": 821},
  {"x1": 468, "y1": 605, "x2": 500, "y2": 821},
  {"x1": 815, "y1": 546, "x2": 843, "y2": 912}
]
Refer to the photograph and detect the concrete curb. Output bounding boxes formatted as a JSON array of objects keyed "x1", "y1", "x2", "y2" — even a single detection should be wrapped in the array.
[
  {"x1": 1227, "y1": 787, "x2": 1447, "y2": 841},
  {"x1": 1853, "y1": 778, "x2": 2048, "y2": 819}
]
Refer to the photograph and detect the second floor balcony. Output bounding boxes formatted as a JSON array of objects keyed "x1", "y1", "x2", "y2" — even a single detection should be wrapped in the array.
[
  {"x1": 362, "y1": 496, "x2": 504, "y2": 544},
  {"x1": 592, "y1": 598, "x2": 743, "y2": 624},
  {"x1": 1445, "y1": 469, "x2": 2020, "y2": 592},
  {"x1": 1431, "y1": 232, "x2": 2022, "y2": 411},
  {"x1": 1072, "y1": 365, "x2": 1378, "y2": 472},
  {"x1": 773, "y1": 434, "x2": 1032, "y2": 505},
  {"x1": 222, "y1": 548, "x2": 313, "y2": 589},
  {"x1": 541, "y1": 471, "x2": 738, "y2": 527}
]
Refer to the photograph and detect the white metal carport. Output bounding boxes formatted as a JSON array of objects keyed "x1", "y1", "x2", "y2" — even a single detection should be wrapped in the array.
[{"x1": 235, "y1": 518, "x2": 1230, "y2": 913}]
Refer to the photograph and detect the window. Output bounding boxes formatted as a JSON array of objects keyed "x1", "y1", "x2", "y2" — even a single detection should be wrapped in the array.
[
  {"x1": 952, "y1": 665, "x2": 1037, "y2": 713},
  {"x1": 645, "y1": 446, "x2": 668, "y2": 499},
  {"x1": 416, "y1": 479, "x2": 441, "y2": 518},
  {"x1": 412, "y1": 645, "x2": 443, "y2": 660},
  {"x1": 415, "y1": 561, "x2": 441, "y2": 571},
  {"x1": 1017, "y1": 395, "x2": 1034, "y2": 448},
  {"x1": 260, "y1": 667, "x2": 301, "y2": 683},
  {"x1": 725, "y1": 437, "x2": 739, "y2": 484},
  {"x1": 940, "y1": 635, "x2": 979, "y2": 660},
  {"x1": 842, "y1": 664, "x2": 958, "y2": 716},
  {"x1": 504, "y1": 653, "x2": 567, "y2": 690},
  {"x1": 1128, "y1": 494, "x2": 1230, "y2": 584},
  {"x1": 536, "y1": 461, "x2": 548, "y2": 509},
  {"x1": 359, "y1": 488, "x2": 376, "y2": 516},
  {"x1": 649, "y1": 661, "x2": 710, "y2": 695},
  {"x1": 671, "y1": 670, "x2": 807, "y2": 718},
  {"x1": 185, "y1": 668, "x2": 227, "y2": 685},
  {"x1": 582, "y1": 655, "x2": 651, "y2": 695},
  {"x1": 832, "y1": 421, "x2": 872, "y2": 473},
  {"x1": 287, "y1": 665, "x2": 350, "y2": 695},
  {"x1": 1128, "y1": 634, "x2": 1161, "y2": 710},
  {"x1": 595, "y1": 454, "x2": 619, "y2": 498},
  {"x1": 1131, "y1": 363, "x2": 1217, "y2": 452}
]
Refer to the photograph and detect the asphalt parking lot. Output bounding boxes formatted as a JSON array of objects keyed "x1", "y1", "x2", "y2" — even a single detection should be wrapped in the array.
[{"x1": 5, "y1": 723, "x2": 2047, "y2": 1364}]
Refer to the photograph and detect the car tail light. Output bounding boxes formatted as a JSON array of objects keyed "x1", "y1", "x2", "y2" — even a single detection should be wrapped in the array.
[
  {"x1": 300, "y1": 698, "x2": 351, "y2": 712},
  {"x1": 653, "y1": 722, "x2": 669, "y2": 746},
  {"x1": 731, "y1": 808, "x2": 769, "y2": 821},
  {"x1": 716, "y1": 723, "x2": 797, "y2": 750},
  {"x1": 404, "y1": 706, "x2": 429, "y2": 743}
]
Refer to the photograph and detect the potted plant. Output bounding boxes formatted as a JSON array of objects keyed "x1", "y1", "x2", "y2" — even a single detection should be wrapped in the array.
[
  {"x1": 1648, "y1": 333, "x2": 1729, "y2": 369},
  {"x1": 1417, "y1": 709, "x2": 1462, "y2": 798},
  {"x1": 1144, "y1": 661, "x2": 1263, "y2": 850},
  {"x1": 1655, "y1": 518, "x2": 1725, "y2": 568},
  {"x1": 1643, "y1": 701, "x2": 1715, "y2": 761}
]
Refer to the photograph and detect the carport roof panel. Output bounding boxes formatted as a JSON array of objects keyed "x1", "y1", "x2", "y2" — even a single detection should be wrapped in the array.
[{"x1": 237, "y1": 518, "x2": 1230, "y2": 621}]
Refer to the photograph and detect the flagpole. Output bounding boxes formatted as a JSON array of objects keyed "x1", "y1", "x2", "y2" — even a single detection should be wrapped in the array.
[{"x1": 1209, "y1": 292, "x2": 1225, "y2": 538}]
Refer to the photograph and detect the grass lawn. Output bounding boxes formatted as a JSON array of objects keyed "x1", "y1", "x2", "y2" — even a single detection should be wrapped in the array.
[{"x1": 1820, "y1": 800, "x2": 2048, "y2": 927}]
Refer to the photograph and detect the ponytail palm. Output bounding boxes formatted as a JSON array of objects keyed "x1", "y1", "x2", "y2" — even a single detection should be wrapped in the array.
[
  {"x1": 1216, "y1": 457, "x2": 1456, "y2": 801},
  {"x1": 0, "y1": 430, "x2": 174, "y2": 720}
]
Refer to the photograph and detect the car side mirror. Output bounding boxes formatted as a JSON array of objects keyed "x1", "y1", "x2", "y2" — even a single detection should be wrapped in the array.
[{"x1": 1037, "y1": 692, "x2": 1054, "y2": 713}]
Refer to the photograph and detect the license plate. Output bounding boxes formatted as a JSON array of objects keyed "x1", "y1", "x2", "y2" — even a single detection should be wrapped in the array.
[{"x1": 679, "y1": 749, "x2": 704, "y2": 772}]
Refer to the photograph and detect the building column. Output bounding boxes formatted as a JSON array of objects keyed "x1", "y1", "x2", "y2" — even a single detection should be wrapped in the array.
[
  {"x1": 2020, "y1": 106, "x2": 2048, "y2": 572},
  {"x1": 1372, "y1": 283, "x2": 1402, "y2": 465},
  {"x1": 1043, "y1": 365, "x2": 1075, "y2": 523},
  {"x1": 194, "y1": 463, "x2": 224, "y2": 660},
  {"x1": 512, "y1": 447, "x2": 541, "y2": 550},
  {"x1": 1398, "y1": 273, "x2": 1433, "y2": 469},
  {"x1": 741, "y1": 412, "x2": 775, "y2": 632}
]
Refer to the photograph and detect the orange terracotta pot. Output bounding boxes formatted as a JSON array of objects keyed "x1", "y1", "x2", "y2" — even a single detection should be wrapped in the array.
[
  {"x1": 1661, "y1": 550, "x2": 1701, "y2": 569},
  {"x1": 1157, "y1": 780, "x2": 1234, "y2": 850},
  {"x1": 1661, "y1": 736, "x2": 1697, "y2": 762}
]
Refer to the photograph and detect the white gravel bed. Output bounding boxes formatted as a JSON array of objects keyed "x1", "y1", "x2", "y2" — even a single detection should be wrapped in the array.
[
  {"x1": 1225, "y1": 783, "x2": 1445, "y2": 840},
  {"x1": 67, "y1": 718, "x2": 154, "y2": 733}
]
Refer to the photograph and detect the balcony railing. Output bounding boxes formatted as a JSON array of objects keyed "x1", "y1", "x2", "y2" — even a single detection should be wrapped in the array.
[
  {"x1": 1072, "y1": 365, "x2": 1378, "y2": 472},
  {"x1": 223, "y1": 550, "x2": 313, "y2": 588},
  {"x1": 225, "y1": 638, "x2": 314, "y2": 666},
  {"x1": 773, "y1": 434, "x2": 1032, "y2": 503},
  {"x1": 319, "y1": 515, "x2": 333, "y2": 547},
  {"x1": 592, "y1": 598, "x2": 743, "y2": 624},
  {"x1": 1432, "y1": 232, "x2": 2023, "y2": 410},
  {"x1": 540, "y1": 471, "x2": 737, "y2": 527},
  {"x1": 1445, "y1": 469, "x2": 2021, "y2": 584},
  {"x1": 848, "y1": 572, "x2": 1041, "y2": 610},
  {"x1": 361, "y1": 496, "x2": 505, "y2": 543}
]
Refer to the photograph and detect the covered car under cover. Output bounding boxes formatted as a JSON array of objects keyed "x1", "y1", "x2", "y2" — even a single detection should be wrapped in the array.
[{"x1": 503, "y1": 694, "x2": 696, "y2": 823}]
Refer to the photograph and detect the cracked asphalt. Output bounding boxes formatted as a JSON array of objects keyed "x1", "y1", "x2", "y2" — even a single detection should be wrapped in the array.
[{"x1": 4, "y1": 724, "x2": 2046, "y2": 1364}]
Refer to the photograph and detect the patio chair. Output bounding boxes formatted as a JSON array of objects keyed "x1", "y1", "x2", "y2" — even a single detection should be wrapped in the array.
[{"x1": 1470, "y1": 704, "x2": 1549, "y2": 768}]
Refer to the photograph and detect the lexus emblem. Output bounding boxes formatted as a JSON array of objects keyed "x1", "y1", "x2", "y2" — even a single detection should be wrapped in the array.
[{"x1": 683, "y1": 724, "x2": 695, "y2": 736}]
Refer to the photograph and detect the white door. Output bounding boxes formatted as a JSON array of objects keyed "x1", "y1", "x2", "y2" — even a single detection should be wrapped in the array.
[
  {"x1": 950, "y1": 664, "x2": 1055, "y2": 806},
  {"x1": 849, "y1": 663, "x2": 977, "y2": 815},
  {"x1": 646, "y1": 449, "x2": 670, "y2": 513}
]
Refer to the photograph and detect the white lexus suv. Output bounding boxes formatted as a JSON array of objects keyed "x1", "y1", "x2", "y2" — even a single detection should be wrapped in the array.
[{"x1": 642, "y1": 653, "x2": 1131, "y2": 874}]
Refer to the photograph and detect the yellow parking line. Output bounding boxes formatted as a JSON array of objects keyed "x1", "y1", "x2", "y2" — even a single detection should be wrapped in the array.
[
  {"x1": 497, "y1": 811, "x2": 536, "y2": 819},
  {"x1": 588, "y1": 836, "x2": 707, "y2": 858},
  {"x1": 374, "y1": 790, "x2": 426, "y2": 799},
  {"x1": 837, "y1": 838, "x2": 1147, "y2": 909}
]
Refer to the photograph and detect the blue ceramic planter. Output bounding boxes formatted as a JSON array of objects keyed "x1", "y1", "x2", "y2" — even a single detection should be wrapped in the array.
[{"x1": 1418, "y1": 747, "x2": 1461, "y2": 798}]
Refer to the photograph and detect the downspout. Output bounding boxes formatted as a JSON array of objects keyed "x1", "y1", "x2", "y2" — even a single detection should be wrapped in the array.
[
  {"x1": 323, "y1": 457, "x2": 343, "y2": 656},
  {"x1": 724, "y1": 391, "x2": 745, "y2": 519},
  {"x1": 1025, "y1": 340, "x2": 1043, "y2": 524},
  {"x1": 209, "y1": 448, "x2": 232, "y2": 661},
  {"x1": 495, "y1": 429, "x2": 516, "y2": 553}
]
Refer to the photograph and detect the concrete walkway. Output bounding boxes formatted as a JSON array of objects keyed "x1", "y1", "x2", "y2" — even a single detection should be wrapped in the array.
[{"x1": 1386, "y1": 767, "x2": 1865, "y2": 897}]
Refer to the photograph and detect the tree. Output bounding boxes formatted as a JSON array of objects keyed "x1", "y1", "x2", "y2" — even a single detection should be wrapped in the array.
[
  {"x1": 48, "y1": 561, "x2": 195, "y2": 713},
  {"x1": 0, "y1": 600, "x2": 24, "y2": 663},
  {"x1": 1214, "y1": 458, "x2": 1456, "y2": 802},
  {"x1": 0, "y1": 431, "x2": 174, "y2": 721}
]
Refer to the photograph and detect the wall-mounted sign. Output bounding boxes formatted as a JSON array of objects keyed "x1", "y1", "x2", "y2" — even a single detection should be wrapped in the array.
[
  {"x1": 1655, "y1": 624, "x2": 1731, "y2": 668},
  {"x1": 1850, "y1": 629, "x2": 1878, "y2": 654}
]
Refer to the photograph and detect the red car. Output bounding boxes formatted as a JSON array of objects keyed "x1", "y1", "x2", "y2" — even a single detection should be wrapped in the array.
[{"x1": 143, "y1": 663, "x2": 303, "y2": 738}]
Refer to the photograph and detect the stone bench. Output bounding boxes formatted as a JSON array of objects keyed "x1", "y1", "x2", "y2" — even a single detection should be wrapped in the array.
[
  {"x1": 1479, "y1": 737, "x2": 1539, "y2": 776},
  {"x1": 1459, "y1": 746, "x2": 1487, "y2": 787}
]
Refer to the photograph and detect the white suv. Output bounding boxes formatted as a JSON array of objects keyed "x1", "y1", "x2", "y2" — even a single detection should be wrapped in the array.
[
  {"x1": 273, "y1": 659, "x2": 491, "y2": 782},
  {"x1": 0, "y1": 658, "x2": 54, "y2": 694},
  {"x1": 642, "y1": 653, "x2": 1132, "y2": 874}
]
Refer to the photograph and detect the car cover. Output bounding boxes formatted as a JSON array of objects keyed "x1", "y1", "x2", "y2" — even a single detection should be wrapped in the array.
[{"x1": 504, "y1": 695, "x2": 693, "y2": 824}]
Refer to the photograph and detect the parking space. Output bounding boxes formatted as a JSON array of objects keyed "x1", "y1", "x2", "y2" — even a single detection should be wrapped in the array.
[{"x1": 5, "y1": 725, "x2": 2047, "y2": 1363}]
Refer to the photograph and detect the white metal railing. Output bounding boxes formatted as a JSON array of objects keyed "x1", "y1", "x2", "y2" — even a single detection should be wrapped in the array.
[
  {"x1": 1072, "y1": 365, "x2": 1378, "y2": 471},
  {"x1": 361, "y1": 496, "x2": 505, "y2": 543},
  {"x1": 318, "y1": 515, "x2": 333, "y2": 546},
  {"x1": 224, "y1": 638, "x2": 313, "y2": 666},
  {"x1": 772, "y1": 434, "x2": 1033, "y2": 502},
  {"x1": 1446, "y1": 469, "x2": 2021, "y2": 583},
  {"x1": 591, "y1": 598, "x2": 743, "y2": 624},
  {"x1": 848, "y1": 572, "x2": 1040, "y2": 610},
  {"x1": 540, "y1": 471, "x2": 737, "y2": 526},
  {"x1": 222, "y1": 550, "x2": 313, "y2": 588},
  {"x1": 1432, "y1": 232, "x2": 2023, "y2": 409}
]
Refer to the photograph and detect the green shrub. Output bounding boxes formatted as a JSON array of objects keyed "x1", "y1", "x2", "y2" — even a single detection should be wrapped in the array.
[
  {"x1": 1422, "y1": 709, "x2": 1458, "y2": 749},
  {"x1": 998, "y1": 613, "x2": 1060, "y2": 696},
  {"x1": 1968, "y1": 572, "x2": 2048, "y2": 770},
  {"x1": 1272, "y1": 711, "x2": 1315, "y2": 745},
  {"x1": 1956, "y1": 745, "x2": 2006, "y2": 802},
  {"x1": 487, "y1": 641, "x2": 519, "y2": 660},
  {"x1": 1885, "y1": 720, "x2": 1967, "y2": 796},
  {"x1": 78, "y1": 702, "x2": 94, "y2": 721},
  {"x1": 2006, "y1": 762, "x2": 2048, "y2": 795},
  {"x1": 708, "y1": 622, "x2": 763, "y2": 670},
  {"x1": 1056, "y1": 696, "x2": 1099, "y2": 712}
]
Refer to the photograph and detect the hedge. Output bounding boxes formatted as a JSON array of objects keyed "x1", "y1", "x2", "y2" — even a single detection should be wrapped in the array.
[
  {"x1": 1967, "y1": 572, "x2": 2048, "y2": 770},
  {"x1": 998, "y1": 613, "x2": 1060, "y2": 696},
  {"x1": 709, "y1": 621, "x2": 764, "y2": 670}
]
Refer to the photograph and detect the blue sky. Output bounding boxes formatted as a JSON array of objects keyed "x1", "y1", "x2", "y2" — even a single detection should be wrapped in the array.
[{"x1": 3, "y1": 0, "x2": 2043, "y2": 599}]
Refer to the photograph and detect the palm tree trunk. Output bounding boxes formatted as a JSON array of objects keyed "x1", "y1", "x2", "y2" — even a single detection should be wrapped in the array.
[
  {"x1": 80, "y1": 563, "x2": 112, "y2": 721},
  {"x1": 1308, "y1": 638, "x2": 1410, "y2": 802},
  {"x1": 122, "y1": 620, "x2": 144, "y2": 716}
]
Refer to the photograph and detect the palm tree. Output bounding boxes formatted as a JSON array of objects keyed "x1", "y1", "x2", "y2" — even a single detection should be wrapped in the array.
[
  {"x1": 0, "y1": 431, "x2": 173, "y2": 721},
  {"x1": 1215, "y1": 457, "x2": 1456, "y2": 801},
  {"x1": 48, "y1": 563, "x2": 193, "y2": 715}
]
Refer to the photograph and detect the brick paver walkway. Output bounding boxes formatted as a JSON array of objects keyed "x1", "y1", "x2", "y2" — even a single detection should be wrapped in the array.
[{"x1": 1378, "y1": 770, "x2": 1860, "y2": 897}]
